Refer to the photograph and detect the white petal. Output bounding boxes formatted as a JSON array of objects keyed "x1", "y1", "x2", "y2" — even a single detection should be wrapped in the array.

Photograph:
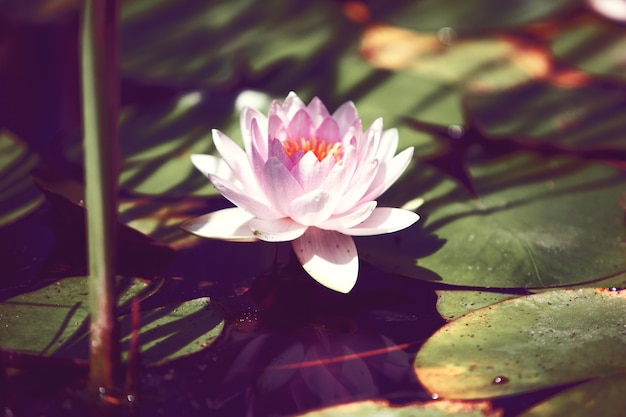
[
  {"x1": 292, "y1": 228, "x2": 358, "y2": 293},
  {"x1": 319, "y1": 201, "x2": 377, "y2": 230},
  {"x1": 210, "y1": 176, "x2": 282, "y2": 219},
  {"x1": 212, "y1": 129, "x2": 258, "y2": 189},
  {"x1": 288, "y1": 189, "x2": 335, "y2": 226},
  {"x1": 249, "y1": 217, "x2": 307, "y2": 242},
  {"x1": 180, "y1": 208, "x2": 257, "y2": 242},
  {"x1": 377, "y1": 128, "x2": 399, "y2": 162},
  {"x1": 339, "y1": 207, "x2": 419, "y2": 236},
  {"x1": 190, "y1": 154, "x2": 236, "y2": 182},
  {"x1": 360, "y1": 147, "x2": 414, "y2": 203},
  {"x1": 263, "y1": 157, "x2": 304, "y2": 214}
]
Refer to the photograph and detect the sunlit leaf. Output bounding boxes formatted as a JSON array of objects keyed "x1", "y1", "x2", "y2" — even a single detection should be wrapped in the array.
[
  {"x1": 414, "y1": 288, "x2": 626, "y2": 399},
  {"x1": 435, "y1": 291, "x2": 522, "y2": 322},
  {"x1": 361, "y1": 153, "x2": 626, "y2": 288},
  {"x1": 519, "y1": 374, "x2": 626, "y2": 417},
  {"x1": 0, "y1": 131, "x2": 44, "y2": 226},
  {"x1": 295, "y1": 399, "x2": 501, "y2": 417},
  {"x1": 551, "y1": 18, "x2": 626, "y2": 82},
  {"x1": 0, "y1": 277, "x2": 224, "y2": 364},
  {"x1": 466, "y1": 80, "x2": 626, "y2": 152}
]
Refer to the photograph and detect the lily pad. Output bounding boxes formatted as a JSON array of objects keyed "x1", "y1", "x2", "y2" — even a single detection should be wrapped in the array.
[
  {"x1": 296, "y1": 399, "x2": 501, "y2": 417},
  {"x1": 465, "y1": 81, "x2": 626, "y2": 151},
  {"x1": 519, "y1": 373, "x2": 626, "y2": 417},
  {"x1": 0, "y1": 277, "x2": 224, "y2": 364},
  {"x1": 551, "y1": 18, "x2": 626, "y2": 82},
  {"x1": 361, "y1": 153, "x2": 626, "y2": 288},
  {"x1": 435, "y1": 291, "x2": 522, "y2": 322},
  {"x1": 414, "y1": 288, "x2": 626, "y2": 399},
  {"x1": 0, "y1": 131, "x2": 44, "y2": 226}
]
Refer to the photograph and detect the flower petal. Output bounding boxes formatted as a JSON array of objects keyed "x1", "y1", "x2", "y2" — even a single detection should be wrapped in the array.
[
  {"x1": 190, "y1": 154, "x2": 235, "y2": 182},
  {"x1": 306, "y1": 96, "x2": 331, "y2": 126},
  {"x1": 292, "y1": 228, "x2": 358, "y2": 293},
  {"x1": 287, "y1": 109, "x2": 315, "y2": 141},
  {"x1": 180, "y1": 207, "x2": 257, "y2": 242},
  {"x1": 377, "y1": 128, "x2": 399, "y2": 162},
  {"x1": 212, "y1": 129, "x2": 258, "y2": 189},
  {"x1": 339, "y1": 207, "x2": 419, "y2": 236},
  {"x1": 249, "y1": 217, "x2": 307, "y2": 242},
  {"x1": 332, "y1": 101, "x2": 360, "y2": 133},
  {"x1": 291, "y1": 151, "x2": 332, "y2": 192},
  {"x1": 288, "y1": 189, "x2": 335, "y2": 226},
  {"x1": 263, "y1": 156, "x2": 304, "y2": 214},
  {"x1": 360, "y1": 147, "x2": 414, "y2": 202},
  {"x1": 210, "y1": 176, "x2": 282, "y2": 219},
  {"x1": 240, "y1": 106, "x2": 268, "y2": 155},
  {"x1": 319, "y1": 201, "x2": 377, "y2": 230}
]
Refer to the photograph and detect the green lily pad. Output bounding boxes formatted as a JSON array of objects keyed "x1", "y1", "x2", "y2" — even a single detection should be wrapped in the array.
[
  {"x1": 295, "y1": 399, "x2": 501, "y2": 417},
  {"x1": 436, "y1": 291, "x2": 522, "y2": 322},
  {"x1": 0, "y1": 131, "x2": 44, "y2": 226},
  {"x1": 551, "y1": 18, "x2": 626, "y2": 82},
  {"x1": 466, "y1": 81, "x2": 626, "y2": 150},
  {"x1": 0, "y1": 277, "x2": 224, "y2": 364},
  {"x1": 414, "y1": 288, "x2": 626, "y2": 399},
  {"x1": 361, "y1": 153, "x2": 626, "y2": 288},
  {"x1": 377, "y1": 0, "x2": 576, "y2": 32},
  {"x1": 519, "y1": 374, "x2": 626, "y2": 417},
  {"x1": 120, "y1": 0, "x2": 349, "y2": 88}
]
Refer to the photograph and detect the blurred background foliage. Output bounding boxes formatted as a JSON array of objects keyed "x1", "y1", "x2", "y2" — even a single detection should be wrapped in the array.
[{"x1": 1, "y1": 0, "x2": 625, "y2": 416}]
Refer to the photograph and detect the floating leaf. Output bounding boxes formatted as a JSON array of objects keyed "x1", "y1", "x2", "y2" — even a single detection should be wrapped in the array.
[
  {"x1": 414, "y1": 288, "x2": 626, "y2": 399},
  {"x1": 361, "y1": 154, "x2": 626, "y2": 289},
  {"x1": 551, "y1": 18, "x2": 626, "y2": 82},
  {"x1": 295, "y1": 399, "x2": 501, "y2": 417},
  {"x1": 0, "y1": 131, "x2": 44, "y2": 226},
  {"x1": 0, "y1": 277, "x2": 224, "y2": 364},
  {"x1": 435, "y1": 291, "x2": 522, "y2": 322}
]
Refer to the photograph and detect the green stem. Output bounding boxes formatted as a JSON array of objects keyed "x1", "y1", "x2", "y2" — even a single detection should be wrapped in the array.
[{"x1": 80, "y1": 0, "x2": 121, "y2": 391}]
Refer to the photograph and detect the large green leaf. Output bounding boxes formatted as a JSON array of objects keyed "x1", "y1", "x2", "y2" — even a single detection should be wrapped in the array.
[
  {"x1": 465, "y1": 81, "x2": 626, "y2": 150},
  {"x1": 120, "y1": 0, "x2": 351, "y2": 88},
  {"x1": 296, "y1": 399, "x2": 501, "y2": 417},
  {"x1": 375, "y1": 0, "x2": 577, "y2": 32},
  {"x1": 414, "y1": 288, "x2": 626, "y2": 399},
  {"x1": 0, "y1": 131, "x2": 43, "y2": 226},
  {"x1": 360, "y1": 154, "x2": 626, "y2": 288},
  {"x1": 0, "y1": 277, "x2": 224, "y2": 364},
  {"x1": 551, "y1": 18, "x2": 626, "y2": 82}
]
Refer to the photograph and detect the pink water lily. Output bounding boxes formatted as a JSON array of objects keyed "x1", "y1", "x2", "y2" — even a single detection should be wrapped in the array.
[{"x1": 182, "y1": 92, "x2": 419, "y2": 293}]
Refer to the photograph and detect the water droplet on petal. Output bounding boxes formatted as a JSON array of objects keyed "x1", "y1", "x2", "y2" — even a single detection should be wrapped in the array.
[{"x1": 431, "y1": 392, "x2": 440, "y2": 400}]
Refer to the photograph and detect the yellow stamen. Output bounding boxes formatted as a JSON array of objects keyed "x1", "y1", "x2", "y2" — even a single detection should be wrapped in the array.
[{"x1": 283, "y1": 136, "x2": 343, "y2": 162}]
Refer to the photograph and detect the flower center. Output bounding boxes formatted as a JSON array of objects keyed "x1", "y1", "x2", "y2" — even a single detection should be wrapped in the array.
[{"x1": 283, "y1": 136, "x2": 343, "y2": 162}]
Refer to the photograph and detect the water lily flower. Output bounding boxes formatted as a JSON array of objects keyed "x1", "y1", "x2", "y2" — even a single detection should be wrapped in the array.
[{"x1": 182, "y1": 92, "x2": 419, "y2": 293}]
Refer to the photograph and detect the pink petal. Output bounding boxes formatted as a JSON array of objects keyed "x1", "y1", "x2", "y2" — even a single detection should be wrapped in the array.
[
  {"x1": 268, "y1": 138, "x2": 294, "y2": 169},
  {"x1": 249, "y1": 118, "x2": 269, "y2": 177},
  {"x1": 180, "y1": 207, "x2": 257, "y2": 242},
  {"x1": 287, "y1": 109, "x2": 315, "y2": 140},
  {"x1": 249, "y1": 217, "x2": 307, "y2": 242},
  {"x1": 190, "y1": 154, "x2": 235, "y2": 182},
  {"x1": 359, "y1": 147, "x2": 414, "y2": 203},
  {"x1": 283, "y1": 91, "x2": 307, "y2": 119},
  {"x1": 332, "y1": 101, "x2": 360, "y2": 133},
  {"x1": 334, "y1": 159, "x2": 379, "y2": 213},
  {"x1": 263, "y1": 156, "x2": 304, "y2": 214},
  {"x1": 268, "y1": 114, "x2": 288, "y2": 142},
  {"x1": 339, "y1": 207, "x2": 419, "y2": 236},
  {"x1": 319, "y1": 201, "x2": 377, "y2": 230},
  {"x1": 292, "y1": 228, "x2": 359, "y2": 293},
  {"x1": 290, "y1": 151, "x2": 331, "y2": 192},
  {"x1": 240, "y1": 107, "x2": 267, "y2": 155},
  {"x1": 315, "y1": 117, "x2": 341, "y2": 141},
  {"x1": 377, "y1": 128, "x2": 399, "y2": 162},
  {"x1": 211, "y1": 129, "x2": 257, "y2": 189},
  {"x1": 318, "y1": 147, "x2": 358, "y2": 200},
  {"x1": 210, "y1": 176, "x2": 282, "y2": 219},
  {"x1": 288, "y1": 189, "x2": 335, "y2": 226},
  {"x1": 306, "y1": 96, "x2": 331, "y2": 126}
]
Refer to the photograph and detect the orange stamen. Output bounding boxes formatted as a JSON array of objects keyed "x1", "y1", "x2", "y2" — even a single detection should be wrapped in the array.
[{"x1": 283, "y1": 136, "x2": 343, "y2": 161}]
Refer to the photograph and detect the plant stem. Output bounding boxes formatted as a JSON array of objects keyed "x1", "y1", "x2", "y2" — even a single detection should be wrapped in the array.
[{"x1": 80, "y1": 0, "x2": 121, "y2": 391}]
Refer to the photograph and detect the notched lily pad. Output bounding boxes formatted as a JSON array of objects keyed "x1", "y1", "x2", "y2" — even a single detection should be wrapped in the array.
[
  {"x1": 414, "y1": 288, "x2": 626, "y2": 399},
  {"x1": 0, "y1": 277, "x2": 224, "y2": 364}
]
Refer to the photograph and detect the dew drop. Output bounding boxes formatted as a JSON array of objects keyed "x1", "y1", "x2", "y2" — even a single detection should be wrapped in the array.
[
  {"x1": 447, "y1": 124, "x2": 464, "y2": 139},
  {"x1": 438, "y1": 27, "x2": 457, "y2": 45},
  {"x1": 492, "y1": 375, "x2": 509, "y2": 385},
  {"x1": 431, "y1": 392, "x2": 439, "y2": 400}
]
